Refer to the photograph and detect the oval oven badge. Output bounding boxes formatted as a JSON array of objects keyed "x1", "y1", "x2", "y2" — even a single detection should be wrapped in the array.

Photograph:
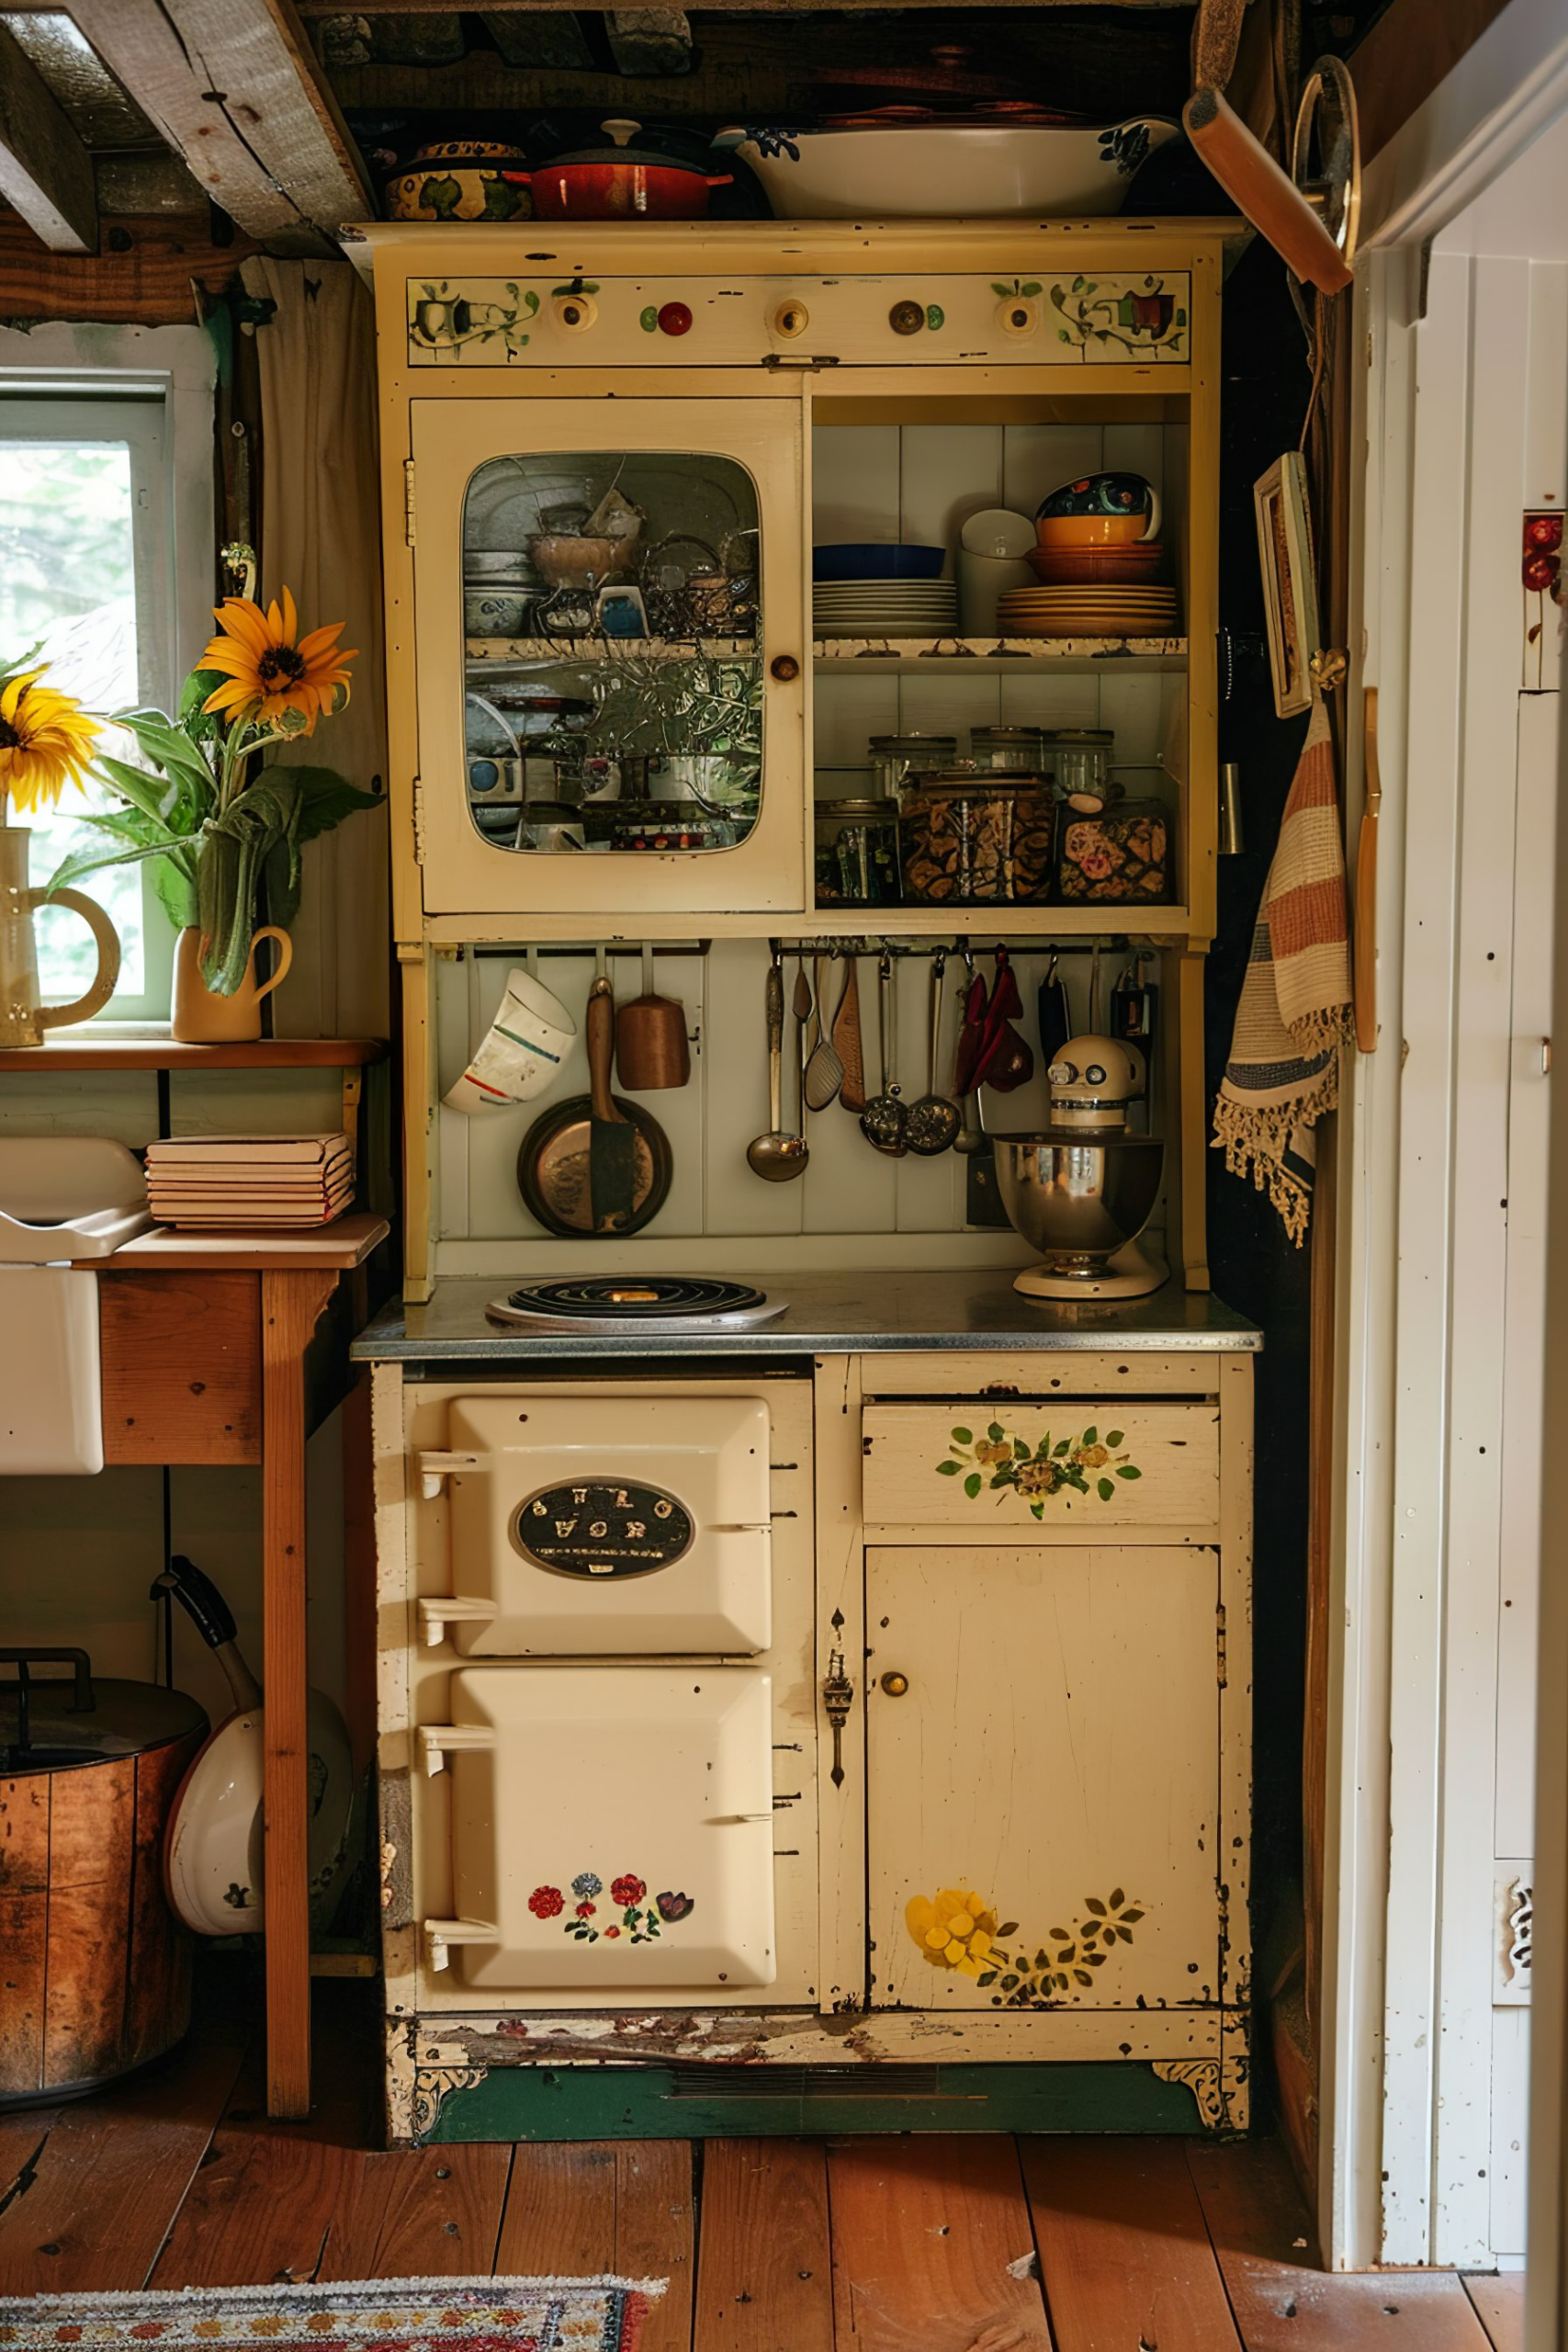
[{"x1": 513, "y1": 1479, "x2": 694, "y2": 1578}]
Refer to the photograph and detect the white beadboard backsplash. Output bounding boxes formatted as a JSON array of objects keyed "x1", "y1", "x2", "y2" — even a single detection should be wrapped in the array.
[{"x1": 434, "y1": 941, "x2": 1169, "y2": 1274}]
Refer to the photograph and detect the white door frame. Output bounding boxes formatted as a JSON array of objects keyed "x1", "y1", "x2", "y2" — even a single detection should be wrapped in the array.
[{"x1": 1323, "y1": 46, "x2": 1568, "y2": 2268}]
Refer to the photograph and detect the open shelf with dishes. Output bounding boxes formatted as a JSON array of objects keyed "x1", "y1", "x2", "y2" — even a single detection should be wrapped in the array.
[
  {"x1": 807, "y1": 388, "x2": 1194, "y2": 933},
  {"x1": 813, "y1": 637, "x2": 1189, "y2": 670}
]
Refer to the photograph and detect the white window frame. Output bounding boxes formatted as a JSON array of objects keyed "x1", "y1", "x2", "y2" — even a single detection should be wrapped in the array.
[{"x1": 0, "y1": 322, "x2": 215, "y2": 1026}]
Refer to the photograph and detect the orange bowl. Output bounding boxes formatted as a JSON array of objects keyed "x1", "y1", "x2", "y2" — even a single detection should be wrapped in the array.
[
  {"x1": 1027, "y1": 544, "x2": 1168, "y2": 586},
  {"x1": 1034, "y1": 514, "x2": 1153, "y2": 550}
]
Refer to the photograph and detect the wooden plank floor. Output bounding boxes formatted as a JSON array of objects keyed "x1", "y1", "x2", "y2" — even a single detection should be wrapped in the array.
[{"x1": 0, "y1": 1991, "x2": 1526, "y2": 2350}]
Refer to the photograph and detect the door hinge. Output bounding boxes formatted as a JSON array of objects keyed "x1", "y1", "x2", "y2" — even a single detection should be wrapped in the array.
[
  {"x1": 411, "y1": 774, "x2": 426, "y2": 865},
  {"x1": 403, "y1": 457, "x2": 416, "y2": 547},
  {"x1": 1216, "y1": 1602, "x2": 1227, "y2": 1689}
]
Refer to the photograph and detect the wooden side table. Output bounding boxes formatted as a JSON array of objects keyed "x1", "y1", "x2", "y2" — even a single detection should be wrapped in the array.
[
  {"x1": 93, "y1": 1215, "x2": 389, "y2": 2120},
  {"x1": 3, "y1": 1035, "x2": 391, "y2": 2118}
]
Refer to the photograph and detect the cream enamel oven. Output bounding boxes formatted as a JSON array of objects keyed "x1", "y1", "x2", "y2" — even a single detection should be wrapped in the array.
[{"x1": 386, "y1": 1372, "x2": 818, "y2": 2012}]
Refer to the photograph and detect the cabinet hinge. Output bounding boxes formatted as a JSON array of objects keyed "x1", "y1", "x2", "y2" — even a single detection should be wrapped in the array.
[
  {"x1": 411, "y1": 775, "x2": 426, "y2": 866},
  {"x1": 1216, "y1": 1602, "x2": 1227, "y2": 1689},
  {"x1": 403, "y1": 458, "x2": 416, "y2": 547}
]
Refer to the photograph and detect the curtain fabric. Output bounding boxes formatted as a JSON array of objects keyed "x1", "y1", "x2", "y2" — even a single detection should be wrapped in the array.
[{"x1": 239, "y1": 256, "x2": 389, "y2": 1037}]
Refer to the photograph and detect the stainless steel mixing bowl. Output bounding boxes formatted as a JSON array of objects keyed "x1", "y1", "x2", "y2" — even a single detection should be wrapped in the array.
[{"x1": 991, "y1": 1131, "x2": 1164, "y2": 1279}]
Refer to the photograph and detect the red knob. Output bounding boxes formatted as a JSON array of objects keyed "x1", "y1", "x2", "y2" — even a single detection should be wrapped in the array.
[{"x1": 658, "y1": 300, "x2": 693, "y2": 337}]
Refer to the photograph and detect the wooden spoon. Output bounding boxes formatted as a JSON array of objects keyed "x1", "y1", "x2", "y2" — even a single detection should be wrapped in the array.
[{"x1": 832, "y1": 954, "x2": 866, "y2": 1113}]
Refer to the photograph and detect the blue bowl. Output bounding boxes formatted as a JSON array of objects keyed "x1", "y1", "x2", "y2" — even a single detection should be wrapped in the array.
[{"x1": 812, "y1": 542, "x2": 945, "y2": 582}]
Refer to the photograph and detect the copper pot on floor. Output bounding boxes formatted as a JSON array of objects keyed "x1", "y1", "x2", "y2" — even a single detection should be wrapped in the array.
[{"x1": 0, "y1": 1647, "x2": 207, "y2": 2106}]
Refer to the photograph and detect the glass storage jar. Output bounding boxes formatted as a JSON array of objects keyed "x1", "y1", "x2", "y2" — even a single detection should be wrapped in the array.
[
  {"x1": 971, "y1": 725, "x2": 1054, "y2": 774},
  {"x1": 815, "y1": 798, "x2": 903, "y2": 906},
  {"x1": 1055, "y1": 796, "x2": 1170, "y2": 903},
  {"x1": 1043, "y1": 728, "x2": 1114, "y2": 809},
  {"x1": 869, "y1": 733, "x2": 957, "y2": 798},
  {"x1": 897, "y1": 770, "x2": 1054, "y2": 904}
]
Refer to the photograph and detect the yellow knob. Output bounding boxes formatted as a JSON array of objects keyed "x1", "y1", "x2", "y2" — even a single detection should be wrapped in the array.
[
  {"x1": 773, "y1": 298, "x2": 809, "y2": 339},
  {"x1": 880, "y1": 1670, "x2": 909, "y2": 1697}
]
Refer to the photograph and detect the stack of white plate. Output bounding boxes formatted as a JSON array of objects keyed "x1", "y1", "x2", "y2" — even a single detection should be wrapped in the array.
[
  {"x1": 814, "y1": 578, "x2": 960, "y2": 637},
  {"x1": 995, "y1": 584, "x2": 1181, "y2": 639}
]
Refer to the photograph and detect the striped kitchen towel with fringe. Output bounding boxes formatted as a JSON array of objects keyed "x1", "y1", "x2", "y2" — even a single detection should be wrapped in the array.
[{"x1": 1213, "y1": 696, "x2": 1351, "y2": 1244}]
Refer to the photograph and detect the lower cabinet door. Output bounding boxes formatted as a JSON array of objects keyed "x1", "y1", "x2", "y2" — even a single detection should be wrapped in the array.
[
  {"x1": 866, "y1": 1546, "x2": 1222, "y2": 2014},
  {"x1": 423, "y1": 1664, "x2": 777, "y2": 1991}
]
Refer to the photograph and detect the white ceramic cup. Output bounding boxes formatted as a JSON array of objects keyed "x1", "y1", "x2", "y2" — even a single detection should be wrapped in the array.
[
  {"x1": 444, "y1": 966, "x2": 576, "y2": 1115},
  {"x1": 959, "y1": 507, "x2": 1036, "y2": 560},
  {"x1": 958, "y1": 547, "x2": 1035, "y2": 635}
]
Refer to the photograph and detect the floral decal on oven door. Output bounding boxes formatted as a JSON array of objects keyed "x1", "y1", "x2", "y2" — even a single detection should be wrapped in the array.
[
  {"x1": 529, "y1": 1870, "x2": 696, "y2": 1946},
  {"x1": 936, "y1": 1419, "x2": 1143, "y2": 1511},
  {"x1": 906, "y1": 1884, "x2": 1145, "y2": 2005}
]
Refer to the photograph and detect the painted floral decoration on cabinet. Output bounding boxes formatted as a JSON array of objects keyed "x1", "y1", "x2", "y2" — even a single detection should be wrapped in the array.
[
  {"x1": 938, "y1": 1419, "x2": 1143, "y2": 1510},
  {"x1": 907, "y1": 1885, "x2": 1145, "y2": 2003}
]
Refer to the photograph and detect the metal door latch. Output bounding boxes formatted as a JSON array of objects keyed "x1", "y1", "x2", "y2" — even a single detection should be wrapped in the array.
[{"x1": 822, "y1": 1649, "x2": 855, "y2": 1788}]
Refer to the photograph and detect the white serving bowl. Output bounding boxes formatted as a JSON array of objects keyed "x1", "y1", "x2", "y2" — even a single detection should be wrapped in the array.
[{"x1": 715, "y1": 116, "x2": 1178, "y2": 220}]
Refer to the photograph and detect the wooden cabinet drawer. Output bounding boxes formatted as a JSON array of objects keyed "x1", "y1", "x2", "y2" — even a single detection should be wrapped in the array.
[{"x1": 862, "y1": 1400, "x2": 1220, "y2": 1535}]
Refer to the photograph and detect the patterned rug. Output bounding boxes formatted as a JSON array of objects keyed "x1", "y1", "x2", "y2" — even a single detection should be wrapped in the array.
[{"x1": 0, "y1": 2273, "x2": 661, "y2": 2352}]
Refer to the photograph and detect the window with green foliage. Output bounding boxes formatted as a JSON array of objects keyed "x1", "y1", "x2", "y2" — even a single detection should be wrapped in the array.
[{"x1": 0, "y1": 394, "x2": 175, "y2": 1019}]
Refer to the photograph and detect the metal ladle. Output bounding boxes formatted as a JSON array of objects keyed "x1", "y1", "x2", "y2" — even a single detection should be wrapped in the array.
[
  {"x1": 746, "y1": 949, "x2": 808, "y2": 1182},
  {"x1": 860, "y1": 950, "x2": 908, "y2": 1156},
  {"x1": 906, "y1": 949, "x2": 962, "y2": 1155}
]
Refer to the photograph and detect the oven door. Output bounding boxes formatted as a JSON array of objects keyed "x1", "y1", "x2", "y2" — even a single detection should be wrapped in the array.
[
  {"x1": 421, "y1": 1663, "x2": 776, "y2": 1991},
  {"x1": 420, "y1": 1392, "x2": 772, "y2": 1655}
]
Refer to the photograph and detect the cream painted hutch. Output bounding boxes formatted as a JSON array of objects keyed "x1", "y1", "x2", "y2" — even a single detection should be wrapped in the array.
[{"x1": 349, "y1": 217, "x2": 1257, "y2": 2145}]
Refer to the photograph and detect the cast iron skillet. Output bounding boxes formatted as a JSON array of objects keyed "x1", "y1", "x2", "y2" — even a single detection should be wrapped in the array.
[{"x1": 516, "y1": 1090, "x2": 673, "y2": 1235}]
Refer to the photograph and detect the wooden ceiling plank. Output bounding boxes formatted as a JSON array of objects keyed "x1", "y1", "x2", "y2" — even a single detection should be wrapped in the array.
[
  {"x1": 170, "y1": 0, "x2": 373, "y2": 221},
  {"x1": 0, "y1": 17, "x2": 99, "y2": 253},
  {"x1": 298, "y1": 0, "x2": 1190, "y2": 12},
  {"x1": 65, "y1": 0, "x2": 368, "y2": 246},
  {"x1": 604, "y1": 9, "x2": 695, "y2": 74}
]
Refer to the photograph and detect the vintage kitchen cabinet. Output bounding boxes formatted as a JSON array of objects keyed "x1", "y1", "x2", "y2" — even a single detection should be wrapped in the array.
[
  {"x1": 368, "y1": 1340, "x2": 1251, "y2": 2144},
  {"x1": 349, "y1": 219, "x2": 1230, "y2": 1299}
]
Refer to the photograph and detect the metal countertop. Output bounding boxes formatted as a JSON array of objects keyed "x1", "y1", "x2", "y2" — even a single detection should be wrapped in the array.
[{"x1": 353, "y1": 1270, "x2": 1261, "y2": 1362}]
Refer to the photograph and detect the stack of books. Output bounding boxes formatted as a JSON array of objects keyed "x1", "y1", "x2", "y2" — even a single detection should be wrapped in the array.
[{"x1": 144, "y1": 1133, "x2": 355, "y2": 1230}]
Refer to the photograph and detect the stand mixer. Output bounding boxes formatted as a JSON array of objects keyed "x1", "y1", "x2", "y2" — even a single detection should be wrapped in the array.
[{"x1": 992, "y1": 1031, "x2": 1168, "y2": 1301}]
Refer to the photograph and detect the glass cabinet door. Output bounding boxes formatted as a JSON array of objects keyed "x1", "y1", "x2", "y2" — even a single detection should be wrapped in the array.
[{"x1": 410, "y1": 396, "x2": 807, "y2": 918}]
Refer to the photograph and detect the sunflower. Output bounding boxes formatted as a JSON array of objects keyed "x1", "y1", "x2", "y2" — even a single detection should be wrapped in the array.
[
  {"x1": 199, "y1": 587, "x2": 355, "y2": 733},
  {"x1": 0, "y1": 668, "x2": 100, "y2": 814}
]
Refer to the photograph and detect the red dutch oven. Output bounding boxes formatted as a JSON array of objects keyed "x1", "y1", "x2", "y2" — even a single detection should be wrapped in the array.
[{"x1": 507, "y1": 120, "x2": 731, "y2": 220}]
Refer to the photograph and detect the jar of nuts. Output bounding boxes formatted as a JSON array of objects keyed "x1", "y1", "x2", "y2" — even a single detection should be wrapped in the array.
[{"x1": 897, "y1": 769, "x2": 1054, "y2": 904}]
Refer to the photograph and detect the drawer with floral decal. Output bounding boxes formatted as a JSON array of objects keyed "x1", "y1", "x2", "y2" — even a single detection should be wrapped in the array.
[{"x1": 861, "y1": 1401, "x2": 1221, "y2": 1535}]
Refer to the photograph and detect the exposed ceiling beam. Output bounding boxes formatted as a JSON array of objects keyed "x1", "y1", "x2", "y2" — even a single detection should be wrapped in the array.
[
  {"x1": 329, "y1": 10, "x2": 1191, "y2": 120},
  {"x1": 298, "y1": 0, "x2": 1193, "y2": 12},
  {"x1": 65, "y1": 0, "x2": 372, "y2": 249},
  {"x1": 0, "y1": 17, "x2": 98, "y2": 251}
]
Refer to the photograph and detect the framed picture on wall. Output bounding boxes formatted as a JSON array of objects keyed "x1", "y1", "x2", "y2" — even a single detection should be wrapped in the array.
[{"x1": 1254, "y1": 452, "x2": 1322, "y2": 718}]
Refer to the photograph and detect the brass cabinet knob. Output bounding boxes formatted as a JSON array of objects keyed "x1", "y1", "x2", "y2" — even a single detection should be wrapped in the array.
[
  {"x1": 879, "y1": 1670, "x2": 909, "y2": 1696},
  {"x1": 773, "y1": 299, "x2": 809, "y2": 339},
  {"x1": 770, "y1": 653, "x2": 801, "y2": 683},
  {"x1": 888, "y1": 299, "x2": 924, "y2": 336}
]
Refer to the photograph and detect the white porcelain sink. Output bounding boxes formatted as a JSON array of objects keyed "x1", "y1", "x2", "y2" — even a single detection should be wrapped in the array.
[
  {"x1": 0, "y1": 1136, "x2": 152, "y2": 1262},
  {"x1": 0, "y1": 1138, "x2": 152, "y2": 1475}
]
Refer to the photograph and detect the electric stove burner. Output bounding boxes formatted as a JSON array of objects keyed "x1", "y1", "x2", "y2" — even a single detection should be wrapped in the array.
[{"x1": 487, "y1": 1274, "x2": 787, "y2": 1334}]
